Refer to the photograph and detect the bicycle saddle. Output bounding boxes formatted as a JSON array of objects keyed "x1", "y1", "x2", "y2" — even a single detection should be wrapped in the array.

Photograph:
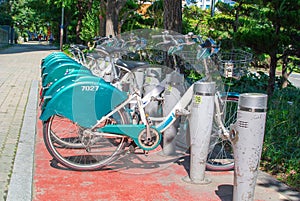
[
  {"x1": 86, "y1": 52, "x2": 103, "y2": 60},
  {"x1": 95, "y1": 46, "x2": 128, "y2": 55},
  {"x1": 116, "y1": 59, "x2": 148, "y2": 70},
  {"x1": 70, "y1": 44, "x2": 88, "y2": 51}
]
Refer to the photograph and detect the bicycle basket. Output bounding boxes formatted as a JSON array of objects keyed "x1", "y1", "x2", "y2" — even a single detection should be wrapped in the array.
[
  {"x1": 217, "y1": 49, "x2": 252, "y2": 79},
  {"x1": 177, "y1": 50, "x2": 198, "y2": 69}
]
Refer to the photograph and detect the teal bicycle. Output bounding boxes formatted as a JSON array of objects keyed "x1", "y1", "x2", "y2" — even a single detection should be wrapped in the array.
[{"x1": 40, "y1": 30, "x2": 248, "y2": 171}]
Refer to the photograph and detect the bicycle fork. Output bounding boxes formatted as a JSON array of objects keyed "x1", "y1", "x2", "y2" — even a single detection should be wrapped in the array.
[{"x1": 214, "y1": 92, "x2": 230, "y2": 139}]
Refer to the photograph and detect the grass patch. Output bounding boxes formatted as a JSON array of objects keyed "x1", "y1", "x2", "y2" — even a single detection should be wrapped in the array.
[{"x1": 225, "y1": 73, "x2": 300, "y2": 191}]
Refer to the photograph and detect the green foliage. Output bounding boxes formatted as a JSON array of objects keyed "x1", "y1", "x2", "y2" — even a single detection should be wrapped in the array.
[
  {"x1": 225, "y1": 71, "x2": 272, "y2": 93},
  {"x1": 80, "y1": 3, "x2": 100, "y2": 42},
  {"x1": 0, "y1": 2, "x2": 13, "y2": 25},
  {"x1": 145, "y1": 0, "x2": 164, "y2": 28},
  {"x1": 224, "y1": 70, "x2": 297, "y2": 93},
  {"x1": 182, "y1": 5, "x2": 206, "y2": 35},
  {"x1": 262, "y1": 87, "x2": 300, "y2": 190},
  {"x1": 184, "y1": 69, "x2": 204, "y2": 84}
]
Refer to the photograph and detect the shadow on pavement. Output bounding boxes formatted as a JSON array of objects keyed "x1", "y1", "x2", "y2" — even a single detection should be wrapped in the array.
[
  {"x1": 257, "y1": 172, "x2": 300, "y2": 201},
  {"x1": 215, "y1": 184, "x2": 233, "y2": 201},
  {"x1": 0, "y1": 41, "x2": 59, "y2": 54},
  {"x1": 47, "y1": 150, "x2": 190, "y2": 175}
]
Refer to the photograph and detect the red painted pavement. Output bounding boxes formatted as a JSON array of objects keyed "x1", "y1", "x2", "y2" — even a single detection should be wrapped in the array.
[{"x1": 33, "y1": 112, "x2": 233, "y2": 201}]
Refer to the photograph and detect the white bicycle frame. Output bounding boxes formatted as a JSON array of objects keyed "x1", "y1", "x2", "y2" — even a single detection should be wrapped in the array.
[
  {"x1": 91, "y1": 80, "x2": 229, "y2": 140},
  {"x1": 90, "y1": 32, "x2": 230, "y2": 138}
]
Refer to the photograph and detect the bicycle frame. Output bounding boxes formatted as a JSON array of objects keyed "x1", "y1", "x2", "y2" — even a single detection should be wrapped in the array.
[{"x1": 89, "y1": 81, "x2": 233, "y2": 152}]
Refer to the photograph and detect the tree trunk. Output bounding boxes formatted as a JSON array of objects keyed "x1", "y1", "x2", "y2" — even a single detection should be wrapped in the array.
[
  {"x1": 99, "y1": 0, "x2": 106, "y2": 37},
  {"x1": 163, "y1": 0, "x2": 182, "y2": 68},
  {"x1": 113, "y1": 9, "x2": 119, "y2": 35},
  {"x1": 163, "y1": 0, "x2": 182, "y2": 33},
  {"x1": 233, "y1": 2, "x2": 243, "y2": 32},
  {"x1": 105, "y1": 0, "x2": 127, "y2": 37},
  {"x1": 76, "y1": 0, "x2": 84, "y2": 43},
  {"x1": 99, "y1": 14, "x2": 105, "y2": 37},
  {"x1": 106, "y1": 17, "x2": 114, "y2": 37},
  {"x1": 106, "y1": 1, "x2": 115, "y2": 37},
  {"x1": 281, "y1": 55, "x2": 289, "y2": 88},
  {"x1": 76, "y1": 17, "x2": 83, "y2": 43},
  {"x1": 267, "y1": 53, "x2": 278, "y2": 96}
]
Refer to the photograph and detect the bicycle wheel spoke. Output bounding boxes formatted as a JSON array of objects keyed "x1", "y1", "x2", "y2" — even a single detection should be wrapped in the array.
[
  {"x1": 206, "y1": 96, "x2": 238, "y2": 171},
  {"x1": 43, "y1": 109, "x2": 129, "y2": 171}
]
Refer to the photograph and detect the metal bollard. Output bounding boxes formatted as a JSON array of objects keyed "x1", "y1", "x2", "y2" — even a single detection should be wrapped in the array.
[
  {"x1": 133, "y1": 69, "x2": 145, "y2": 93},
  {"x1": 231, "y1": 93, "x2": 268, "y2": 201},
  {"x1": 183, "y1": 82, "x2": 215, "y2": 184},
  {"x1": 162, "y1": 71, "x2": 186, "y2": 155}
]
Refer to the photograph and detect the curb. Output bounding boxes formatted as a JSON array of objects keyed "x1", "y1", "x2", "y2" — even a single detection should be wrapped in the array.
[{"x1": 6, "y1": 80, "x2": 38, "y2": 201}]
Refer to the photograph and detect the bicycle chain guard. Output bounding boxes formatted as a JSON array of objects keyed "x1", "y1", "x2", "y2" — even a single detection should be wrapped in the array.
[{"x1": 137, "y1": 127, "x2": 161, "y2": 151}]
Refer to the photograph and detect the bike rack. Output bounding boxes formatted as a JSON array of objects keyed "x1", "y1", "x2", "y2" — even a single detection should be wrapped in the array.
[
  {"x1": 38, "y1": 33, "x2": 271, "y2": 199},
  {"x1": 162, "y1": 71, "x2": 186, "y2": 155},
  {"x1": 144, "y1": 67, "x2": 162, "y2": 118},
  {"x1": 230, "y1": 93, "x2": 268, "y2": 201},
  {"x1": 183, "y1": 81, "x2": 215, "y2": 184}
]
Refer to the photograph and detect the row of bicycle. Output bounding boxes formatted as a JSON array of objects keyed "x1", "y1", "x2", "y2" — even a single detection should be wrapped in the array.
[{"x1": 39, "y1": 29, "x2": 241, "y2": 171}]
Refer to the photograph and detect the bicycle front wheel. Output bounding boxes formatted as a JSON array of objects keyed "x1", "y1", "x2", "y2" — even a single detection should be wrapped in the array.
[
  {"x1": 43, "y1": 109, "x2": 130, "y2": 171},
  {"x1": 206, "y1": 95, "x2": 239, "y2": 171}
]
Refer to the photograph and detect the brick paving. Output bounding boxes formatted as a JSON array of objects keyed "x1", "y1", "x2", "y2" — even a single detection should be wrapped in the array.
[{"x1": 0, "y1": 42, "x2": 57, "y2": 200}]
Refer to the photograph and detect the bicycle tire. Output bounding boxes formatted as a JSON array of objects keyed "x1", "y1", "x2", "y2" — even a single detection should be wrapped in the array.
[
  {"x1": 43, "y1": 109, "x2": 130, "y2": 171},
  {"x1": 206, "y1": 95, "x2": 239, "y2": 171},
  {"x1": 49, "y1": 115, "x2": 86, "y2": 149}
]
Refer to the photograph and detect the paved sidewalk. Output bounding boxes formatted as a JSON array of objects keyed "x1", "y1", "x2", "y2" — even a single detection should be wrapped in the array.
[
  {"x1": 0, "y1": 42, "x2": 57, "y2": 201},
  {"x1": 1, "y1": 42, "x2": 300, "y2": 201}
]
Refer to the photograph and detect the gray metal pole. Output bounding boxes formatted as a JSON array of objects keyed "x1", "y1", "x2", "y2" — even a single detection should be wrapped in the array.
[
  {"x1": 183, "y1": 82, "x2": 215, "y2": 184},
  {"x1": 134, "y1": 69, "x2": 145, "y2": 93},
  {"x1": 211, "y1": 0, "x2": 216, "y2": 17},
  {"x1": 231, "y1": 93, "x2": 268, "y2": 201},
  {"x1": 162, "y1": 72, "x2": 186, "y2": 155},
  {"x1": 59, "y1": 4, "x2": 64, "y2": 51},
  {"x1": 144, "y1": 67, "x2": 162, "y2": 118}
]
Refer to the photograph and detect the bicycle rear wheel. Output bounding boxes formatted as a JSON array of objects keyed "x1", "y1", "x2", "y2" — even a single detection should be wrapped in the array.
[
  {"x1": 43, "y1": 109, "x2": 130, "y2": 171},
  {"x1": 49, "y1": 115, "x2": 84, "y2": 149},
  {"x1": 206, "y1": 95, "x2": 238, "y2": 171}
]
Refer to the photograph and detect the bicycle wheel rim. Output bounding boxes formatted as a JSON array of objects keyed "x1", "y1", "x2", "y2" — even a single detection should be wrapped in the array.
[
  {"x1": 49, "y1": 115, "x2": 85, "y2": 149},
  {"x1": 43, "y1": 110, "x2": 129, "y2": 171},
  {"x1": 206, "y1": 96, "x2": 238, "y2": 171}
]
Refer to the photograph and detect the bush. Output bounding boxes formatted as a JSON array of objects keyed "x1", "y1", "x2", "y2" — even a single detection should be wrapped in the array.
[
  {"x1": 223, "y1": 71, "x2": 284, "y2": 93},
  {"x1": 262, "y1": 87, "x2": 300, "y2": 190}
]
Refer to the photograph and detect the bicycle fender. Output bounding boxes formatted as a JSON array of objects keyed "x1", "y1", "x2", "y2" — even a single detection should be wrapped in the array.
[
  {"x1": 41, "y1": 52, "x2": 68, "y2": 67},
  {"x1": 41, "y1": 58, "x2": 78, "y2": 75},
  {"x1": 42, "y1": 66, "x2": 91, "y2": 87},
  {"x1": 41, "y1": 73, "x2": 99, "y2": 98},
  {"x1": 42, "y1": 55, "x2": 75, "y2": 67},
  {"x1": 42, "y1": 62, "x2": 83, "y2": 77},
  {"x1": 40, "y1": 74, "x2": 103, "y2": 109},
  {"x1": 40, "y1": 79, "x2": 127, "y2": 128}
]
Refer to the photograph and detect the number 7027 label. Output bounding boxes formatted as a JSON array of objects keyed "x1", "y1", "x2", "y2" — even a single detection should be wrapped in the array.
[{"x1": 81, "y1": 86, "x2": 99, "y2": 91}]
